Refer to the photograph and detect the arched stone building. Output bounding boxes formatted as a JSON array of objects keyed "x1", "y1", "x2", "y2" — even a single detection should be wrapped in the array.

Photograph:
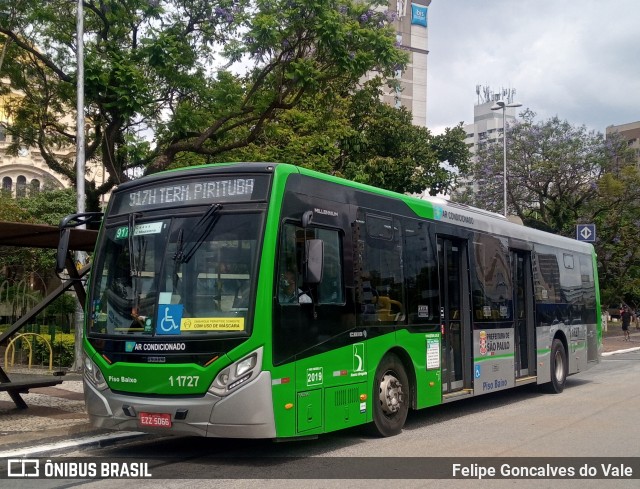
[{"x1": 0, "y1": 91, "x2": 105, "y2": 199}]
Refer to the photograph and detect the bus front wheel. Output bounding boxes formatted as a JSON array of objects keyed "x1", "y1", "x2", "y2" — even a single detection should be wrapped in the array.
[
  {"x1": 370, "y1": 354, "x2": 409, "y2": 437},
  {"x1": 547, "y1": 338, "x2": 567, "y2": 394}
]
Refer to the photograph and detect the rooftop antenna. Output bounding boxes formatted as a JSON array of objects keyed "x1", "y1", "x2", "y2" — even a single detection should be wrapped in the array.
[{"x1": 483, "y1": 86, "x2": 491, "y2": 104}]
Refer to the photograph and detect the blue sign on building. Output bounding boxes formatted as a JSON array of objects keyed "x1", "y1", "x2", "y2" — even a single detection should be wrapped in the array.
[
  {"x1": 576, "y1": 224, "x2": 596, "y2": 242},
  {"x1": 411, "y1": 3, "x2": 428, "y2": 27}
]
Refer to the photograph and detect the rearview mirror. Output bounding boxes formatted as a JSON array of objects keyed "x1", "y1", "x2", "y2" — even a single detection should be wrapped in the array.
[
  {"x1": 56, "y1": 212, "x2": 103, "y2": 274},
  {"x1": 305, "y1": 239, "x2": 324, "y2": 284}
]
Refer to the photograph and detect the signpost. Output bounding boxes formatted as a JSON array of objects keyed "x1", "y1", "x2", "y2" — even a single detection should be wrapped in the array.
[{"x1": 576, "y1": 224, "x2": 596, "y2": 242}]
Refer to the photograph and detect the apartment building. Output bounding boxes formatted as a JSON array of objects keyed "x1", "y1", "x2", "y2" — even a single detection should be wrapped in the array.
[
  {"x1": 361, "y1": 0, "x2": 430, "y2": 127},
  {"x1": 606, "y1": 120, "x2": 640, "y2": 166}
]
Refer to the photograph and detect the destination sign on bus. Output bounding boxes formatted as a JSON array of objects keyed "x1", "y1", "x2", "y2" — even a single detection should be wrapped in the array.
[{"x1": 111, "y1": 175, "x2": 269, "y2": 213}]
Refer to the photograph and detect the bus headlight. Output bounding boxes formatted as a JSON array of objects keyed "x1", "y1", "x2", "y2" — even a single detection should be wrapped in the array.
[
  {"x1": 235, "y1": 354, "x2": 257, "y2": 377},
  {"x1": 84, "y1": 355, "x2": 108, "y2": 391},
  {"x1": 209, "y1": 349, "x2": 261, "y2": 397}
]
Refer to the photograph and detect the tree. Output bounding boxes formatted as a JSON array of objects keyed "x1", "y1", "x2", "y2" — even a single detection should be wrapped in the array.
[
  {"x1": 0, "y1": 191, "x2": 31, "y2": 222},
  {"x1": 1, "y1": 1, "x2": 407, "y2": 209},
  {"x1": 211, "y1": 80, "x2": 471, "y2": 194},
  {"x1": 457, "y1": 110, "x2": 640, "y2": 305},
  {"x1": 0, "y1": 188, "x2": 76, "y2": 290},
  {"x1": 458, "y1": 110, "x2": 632, "y2": 233},
  {"x1": 338, "y1": 81, "x2": 470, "y2": 195},
  {"x1": 0, "y1": 191, "x2": 36, "y2": 285},
  {"x1": 587, "y1": 165, "x2": 640, "y2": 308}
]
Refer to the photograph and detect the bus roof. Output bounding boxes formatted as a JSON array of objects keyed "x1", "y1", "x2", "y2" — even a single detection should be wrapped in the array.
[{"x1": 126, "y1": 162, "x2": 594, "y2": 255}]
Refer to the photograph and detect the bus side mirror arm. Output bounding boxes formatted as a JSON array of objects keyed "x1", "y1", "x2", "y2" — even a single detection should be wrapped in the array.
[{"x1": 302, "y1": 210, "x2": 313, "y2": 228}]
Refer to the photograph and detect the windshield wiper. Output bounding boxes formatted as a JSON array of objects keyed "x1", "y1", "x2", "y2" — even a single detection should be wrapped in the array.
[
  {"x1": 128, "y1": 212, "x2": 148, "y2": 327},
  {"x1": 171, "y1": 228, "x2": 185, "y2": 293},
  {"x1": 178, "y1": 204, "x2": 223, "y2": 264},
  {"x1": 128, "y1": 213, "x2": 140, "y2": 277},
  {"x1": 172, "y1": 229, "x2": 185, "y2": 263}
]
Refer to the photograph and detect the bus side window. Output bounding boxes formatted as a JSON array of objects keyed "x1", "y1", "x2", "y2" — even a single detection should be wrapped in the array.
[
  {"x1": 277, "y1": 223, "x2": 344, "y2": 305},
  {"x1": 277, "y1": 223, "x2": 303, "y2": 305},
  {"x1": 315, "y1": 228, "x2": 343, "y2": 304},
  {"x1": 357, "y1": 212, "x2": 404, "y2": 325}
]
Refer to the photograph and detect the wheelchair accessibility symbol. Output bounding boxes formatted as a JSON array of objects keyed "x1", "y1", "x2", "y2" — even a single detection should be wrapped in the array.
[{"x1": 156, "y1": 304, "x2": 183, "y2": 335}]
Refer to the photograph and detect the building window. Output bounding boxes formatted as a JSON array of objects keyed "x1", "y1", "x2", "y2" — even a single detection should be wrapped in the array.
[
  {"x1": 30, "y1": 179, "x2": 40, "y2": 196},
  {"x1": 2, "y1": 176, "x2": 12, "y2": 193},
  {"x1": 0, "y1": 125, "x2": 6, "y2": 142},
  {"x1": 16, "y1": 175, "x2": 27, "y2": 198}
]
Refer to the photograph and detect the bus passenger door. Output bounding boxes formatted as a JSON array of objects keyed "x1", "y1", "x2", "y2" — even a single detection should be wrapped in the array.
[
  {"x1": 438, "y1": 238, "x2": 471, "y2": 394},
  {"x1": 512, "y1": 250, "x2": 536, "y2": 379}
]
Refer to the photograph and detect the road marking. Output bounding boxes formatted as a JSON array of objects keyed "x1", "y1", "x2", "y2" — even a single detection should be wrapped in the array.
[{"x1": 602, "y1": 346, "x2": 640, "y2": 356}]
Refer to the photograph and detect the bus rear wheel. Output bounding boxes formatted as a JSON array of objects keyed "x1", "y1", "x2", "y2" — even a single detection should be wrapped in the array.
[
  {"x1": 547, "y1": 338, "x2": 567, "y2": 394},
  {"x1": 370, "y1": 353, "x2": 409, "y2": 437}
]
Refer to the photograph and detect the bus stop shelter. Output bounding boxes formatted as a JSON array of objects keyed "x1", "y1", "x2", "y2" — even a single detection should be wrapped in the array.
[{"x1": 0, "y1": 221, "x2": 98, "y2": 409}]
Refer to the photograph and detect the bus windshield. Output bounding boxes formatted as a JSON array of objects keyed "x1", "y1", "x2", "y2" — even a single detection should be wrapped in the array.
[{"x1": 88, "y1": 211, "x2": 263, "y2": 337}]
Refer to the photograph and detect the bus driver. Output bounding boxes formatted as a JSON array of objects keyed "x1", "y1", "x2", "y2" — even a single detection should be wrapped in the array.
[{"x1": 279, "y1": 271, "x2": 312, "y2": 304}]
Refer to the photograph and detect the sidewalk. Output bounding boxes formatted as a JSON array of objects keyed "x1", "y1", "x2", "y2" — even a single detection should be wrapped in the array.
[
  {"x1": 0, "y1": 369, "x2": 108, "y2": 454},
  {"x1": 602, "y1": 328, "x2": 640, "y2": 354},
  {"x1": 1, "y1": 333, "x2": 640, "y2": 455}
]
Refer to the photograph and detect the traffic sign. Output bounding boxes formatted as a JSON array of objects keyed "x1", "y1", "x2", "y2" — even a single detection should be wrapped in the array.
[{"x1": 576, "y1": 224, "x2": 596, "y2": 242}]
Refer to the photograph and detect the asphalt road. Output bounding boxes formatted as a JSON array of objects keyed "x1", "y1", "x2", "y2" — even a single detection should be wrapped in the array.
[{"x1": 6, "y1": 349, "x2": 639, "y2": 489}]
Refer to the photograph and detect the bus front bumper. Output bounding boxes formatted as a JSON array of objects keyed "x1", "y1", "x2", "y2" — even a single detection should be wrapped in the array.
[{"x1": 84, "y1": 370, "x2": 276, "y2": 439}]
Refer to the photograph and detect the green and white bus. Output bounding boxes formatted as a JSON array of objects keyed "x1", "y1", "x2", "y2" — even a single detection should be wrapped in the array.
[{"x1": 58, "y1": 162, "x2": 601, "y2": 439}]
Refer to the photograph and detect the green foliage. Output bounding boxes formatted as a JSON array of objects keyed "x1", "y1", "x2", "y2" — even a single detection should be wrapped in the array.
[
  {"x1": 2, "y1": 0, "x2": 407, "y2": 206},
  {"x1": 459, "y1": 110, "x2": 616, "y2": 230},
  {"x1": 0, "y1": 188, "x2": 77, "y2": 284},
  {"x1": 14, "y1": 332, "x2": 75, "y2": 369},
  {"x1": 223, "y1": 80, "x2": 471, "y2": 195},
  {"x1": 589, "y1": 164, "x2": 640, "y2": 308},
  {"x1": 18, "y1": 187, "x2": 76, "y2": 226},
  {"x1": 0, "y1": 190, "x2": 78, "y2": 331},
  {"x1": 339, "y1": 85, "x2": 470, "y2": 195},
  {"x1": 0, "y1": 193, "x2": 33, "y2": 222},
  {"x1": 457, "y1": 110, "x2": 640, "y2": 305}
]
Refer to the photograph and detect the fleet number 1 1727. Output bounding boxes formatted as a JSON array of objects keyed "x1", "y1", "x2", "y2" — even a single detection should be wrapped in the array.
[{"x1": 168, "y1": 375, "x2": 199, "y2": 387}]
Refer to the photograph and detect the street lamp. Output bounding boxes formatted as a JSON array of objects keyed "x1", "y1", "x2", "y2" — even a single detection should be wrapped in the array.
[{"x1": 491, "y1": 100, "x2": 522, "y2": 217}]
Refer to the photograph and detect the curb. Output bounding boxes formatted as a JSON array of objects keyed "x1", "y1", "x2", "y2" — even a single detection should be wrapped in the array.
[
  {"x1": 602, "y1": 346, "x2": 640, "y2": 357},
  {"x1": 0, "y1": 431, "x2": 146, "y2": 458}
]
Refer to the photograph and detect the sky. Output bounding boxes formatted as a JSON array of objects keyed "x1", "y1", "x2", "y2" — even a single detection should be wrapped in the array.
[{"x1": 425, "y1": 0, "x2": 640, "y2": 134}]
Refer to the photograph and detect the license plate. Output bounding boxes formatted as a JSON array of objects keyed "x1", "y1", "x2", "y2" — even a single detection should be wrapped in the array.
[{"x1": 139, "y1": 412, "x2": 172, "y2": 428}]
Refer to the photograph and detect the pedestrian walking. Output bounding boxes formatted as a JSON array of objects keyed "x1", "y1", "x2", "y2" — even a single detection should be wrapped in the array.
[{"x1": 621, "y1": 305, "x2": 632, "y2": 341}]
